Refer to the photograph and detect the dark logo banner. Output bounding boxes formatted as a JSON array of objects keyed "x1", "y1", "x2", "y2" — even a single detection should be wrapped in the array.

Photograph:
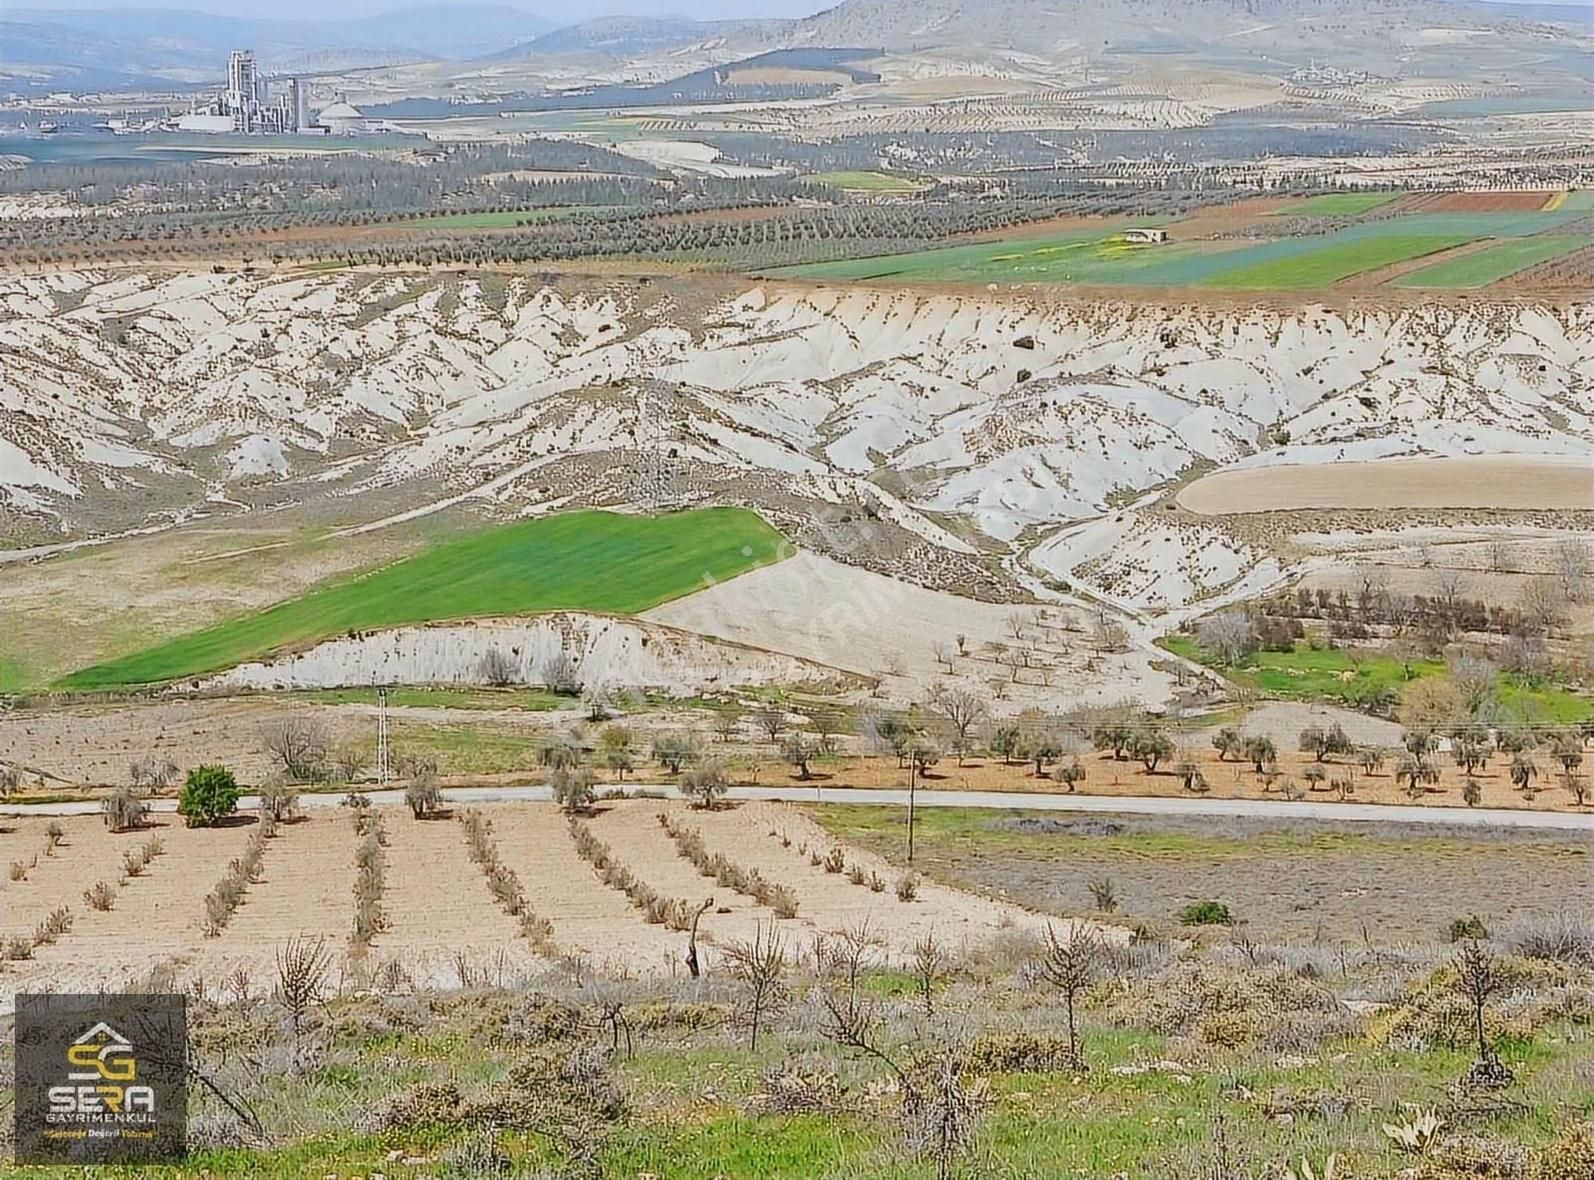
[{"x1": 14, "y1": 993, "x2": 187, "y2": 1164}]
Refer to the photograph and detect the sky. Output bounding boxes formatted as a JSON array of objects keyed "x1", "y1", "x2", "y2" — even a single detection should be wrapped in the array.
[
  {"x1": 3, "y1": 0, "x2": 1554, "y2": 23},
  {"x1": 8, "y1": 0, "x2": 831, "y2": 18}
]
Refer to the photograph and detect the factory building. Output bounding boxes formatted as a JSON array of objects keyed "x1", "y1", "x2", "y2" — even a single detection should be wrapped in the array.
[{"x1": 174, "y1": 49, "x2": 324, "y2": 135}]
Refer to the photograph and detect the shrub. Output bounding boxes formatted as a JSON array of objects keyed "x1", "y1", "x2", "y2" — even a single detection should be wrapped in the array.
[
  {"x1": 658, "y1": 813, "x2": 798, "y2": 918},
  {"x1": 258, "y1": 782, "x2": 300, "y2": 824},
  {"x1": 896, "y1": 872, "x2": 920, "y2": 902},
  {"x1": 405, "y1": 772, "x2": 444, "y2": 820},
  {"x1": 83, "y1": 881, "x2": 116, "y2": 911},
  {"x1": 681, "y1": 759, "x2": 728, "y2": 809},
  {"x1": 1447, "y1": 915, "x2": 1490, "y2": 943},
  {"x1": 178, "y1": 765, "x2": 240, "y2": 828},
  {"x1": 1178, "y1": 900, "x2": 1235, "y2": 926},
  {"x1": 1198, "y1": 1010, "x2": 1256, "y2": 1048},
  {"x1": 102, "y1": 785, "x2": 148, "y2": 832},
  {"x1": 351, "y1": 812, "x2": 387, "y2": 950},
  {"x1": 33, "y1": 905, "x2": 73, "y2": 947},
  {"x1": 761, "y1": 1054, "x2": 846, "y2": 1113},
  {"x1": 823, "y1": 846, "x2": 846, "y2": 874},
  {"x1": 119, "y1": 836, "x2": 164, "y2": 882},
  {"x1": 358, "y1": 1082, "x2": 464, "y2": 1133},
  {"x1": 963, "y1": 1032, "x2": 1079, "y2": 1073},
  {"x1": 550, "y1": 765, "x2": 597, "y2": 814},
  {"x1": 1537, "y1": 1123, "x2": 1594, "y2": 1180},
  {"x1": 1506, "y1": 914, "x2": 1594, "y2": 967}
]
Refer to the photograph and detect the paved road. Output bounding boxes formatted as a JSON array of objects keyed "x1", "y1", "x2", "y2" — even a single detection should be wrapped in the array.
[{"x1": 6, "y1": 784, "x2": 1592, "y2": 832}]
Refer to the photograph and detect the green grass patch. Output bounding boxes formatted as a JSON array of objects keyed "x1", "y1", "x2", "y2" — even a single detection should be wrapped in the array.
[
  {"x1": 809, "y1": 170, "x2": 921, "y2": 191},
  {"x1": 60, "y1": 508, "x2": 786, "y2": 690},
  {"x1": 764, "y1": 225, "x2": 1212, "y2": 283},
  {"x1": 399, "y1": 207, "x2": 582, "y2": 229},
  {"x1": 1393, "y1": 235, "x2": 1588, "y2": 288},
  {"x1": 1199, "y1": 234, "x2": 1473, "y2": 288},
  {"x1": 291, "y1": 686, "x2": 573, "y2": 711},
  {"x1": 1270, "y1": 192, "x2": 1400, "y2": 217},
  {"x1": 1162, "y1": 636, "x2": 1591, "y2": 722},
  {"x1": 1560, "y1": 190, "x2": 1594, "y2": 212}
]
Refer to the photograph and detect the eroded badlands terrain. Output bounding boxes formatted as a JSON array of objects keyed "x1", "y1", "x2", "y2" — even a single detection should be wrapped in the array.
[{"x1": 1, "y1": 271, "x2": 1589, "y2": 695}]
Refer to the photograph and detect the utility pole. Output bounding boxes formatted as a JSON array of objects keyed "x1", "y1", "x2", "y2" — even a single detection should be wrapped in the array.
[
  {"x1": 376, "y1": 685, "x2": 390, "y2": 786},
  {"x1": 907, "y1": 755, "x2": 917, "y2": 864}
]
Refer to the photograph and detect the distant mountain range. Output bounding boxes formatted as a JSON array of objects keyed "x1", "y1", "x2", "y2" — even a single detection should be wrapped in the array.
[
  {"x1": 0, "y1": 4, "x2": 556, "y2": 89},
  {"x1": 2, "y1": 0, "x2": 1589, "y2": 95}
]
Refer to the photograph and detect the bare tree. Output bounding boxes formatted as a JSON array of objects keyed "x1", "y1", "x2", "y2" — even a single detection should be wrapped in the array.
[
  {"x1": 477, "y1": 646, "x2": 519, "y2": 686},
  {"x1": 1195, "y1": 612, "x2": 1256, "y2": 666},
  {"x1": 722, "y1": 921, "x2": 789, "y2": 1050},
  {"x1": 912, "y1": 930, "x2": 948, "y2": 1016},
  {"x1": 404, "y1": 758, "x2": 443, "y2": 820},
  {"x1": 263, "y1": 716, "x2": 329, "y2": 782},
  {"x1": 755, "y1": 705, "x2": 787, "y2": 745},
  {"x1": 332, "y1": 742, "x2": 367, "y2": 784},
  {"x1": 129, "y1": 756, "x2": 180, "y2": 792},
  {"x1": 928, "y1": 686, "x2": 988, "y2": 766},
  {"x1": 275, "y1": 934, "x2": 333, "y2": 1037},
  {"x1": 931, "y1": 641, "x2": 954, "y2": 674},
  {"x1": 1453, "y1": 940, "x2": 1513, "y2": 1088},
  {"x1": 684, "y1": 896, "x2": 713, "y2": 979},
  {"x1": 1486, "y1": 538, "x2": 1510, "y2": 574},
  {"x1": 1519, "y1": 577, "x2": 1565, "y2": 632},
  {"x1": 1035, "y1": 923, "x2": 1103, "y2": 1070},
  {"x1": 1556, "y1": 538, "x2": 1591, "y2": 604},
  {"x1": 713, "y1": 707, "x2": 742, "y2": 743},
  {"x1": 258, "y1": 782, "x2": 300, "y2": 824}
]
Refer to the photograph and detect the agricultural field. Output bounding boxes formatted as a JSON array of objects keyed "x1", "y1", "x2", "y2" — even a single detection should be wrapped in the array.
[
  {"x1": 59, "y1": 509, "x2": 787, "y2": 691},
  {"x1": 1394, "y1": 235, "x2": 1589, "y2": 288},
  {"x1": 1197, "y1": 233, "x2": 1472, "y2": 289},
  {"x1": 1159, "y1": 635, "x2": 1592, "y2": 724},
  {"x1": 0, "y1": 798, "x2": 1043, "y2": 1001},
  {"x1": 1, "y1": 795, "x2": 1590, "y2": 1179},
  {"x1": 770, "y1": 194, "x2": 1593, "y2": 290},
  {"x1": 1267, "y1": 192, "x2": 1401, "y2": 217},
  {"x1": 808, "y1": 171, "x2": 924, "y2": 191},
  {"x1": 398, "y1": 208, "x2": 581, "y2": 230}
]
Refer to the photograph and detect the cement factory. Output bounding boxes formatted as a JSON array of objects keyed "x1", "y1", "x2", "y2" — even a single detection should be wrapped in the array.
[{"x1": 174, "y1": 50, "x2": 369, "y2": 136}]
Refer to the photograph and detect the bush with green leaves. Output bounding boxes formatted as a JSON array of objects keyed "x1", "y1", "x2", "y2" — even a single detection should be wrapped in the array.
[
  {"x1": 1178, "y1": 900, "x2": 1235, "y2": 927},
  {"x1": 179, "y1": 765, "x2": 240, "y2": 828}
]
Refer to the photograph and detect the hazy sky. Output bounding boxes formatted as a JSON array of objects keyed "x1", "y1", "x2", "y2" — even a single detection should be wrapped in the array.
[
  {"x1": 5, "y1": 0, "x2": 1547, "y2": 21},
  {"x1": 10, "y1": 0, "x2": 832, "y2": 18}
]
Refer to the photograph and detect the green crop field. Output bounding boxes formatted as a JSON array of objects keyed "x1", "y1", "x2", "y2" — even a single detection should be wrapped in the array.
[
  {"x1": 60, "y1": 508, "x2": 786, "y2": 689},
  {"x1": 1197, "y1": 233, "x2": 1473, "y2": 288},
  {"x1": 764, "y1": 225, "x2": 1208, "y2": 282},
  {"x1": 766, "y1": 205, "x2": 1584, "y2": 290},
  {"x1": 1270, "y1": 192, "x2": 1400, "y2": 217},
  {"x1": 1394, "y1": 235, "x2": 1588, "y2": 288},
  {"x1": 809, "y1": 171, "x2": 922, "y2": 191},
  {"x1": 1560, "y1": 190, "x2": 1594, "y2": 211}
]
